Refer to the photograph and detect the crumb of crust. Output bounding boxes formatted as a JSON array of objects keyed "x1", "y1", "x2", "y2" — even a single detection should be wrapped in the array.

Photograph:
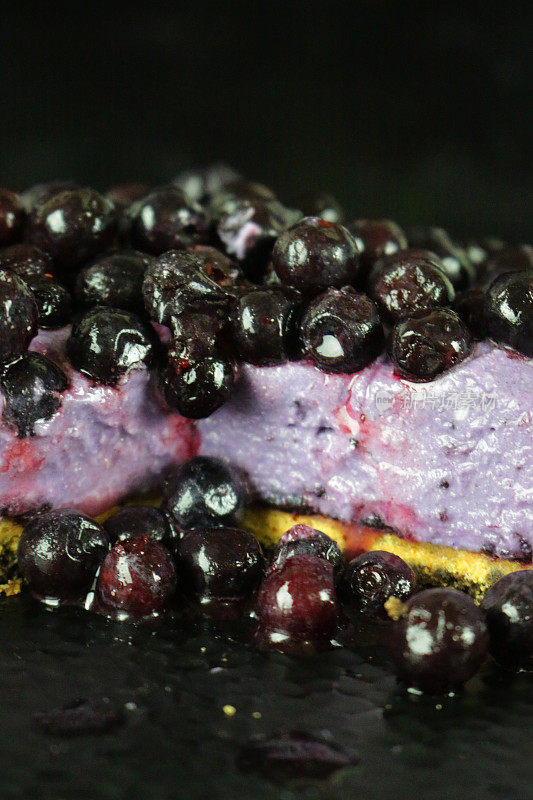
[{"x1": 384, "y1": 596, "x2": 407, "y2": 620}]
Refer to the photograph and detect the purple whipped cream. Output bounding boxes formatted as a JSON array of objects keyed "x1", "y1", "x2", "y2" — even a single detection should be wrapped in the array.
[{"x1": 198, "y1": 343, "x2": 533, "y2": 561}]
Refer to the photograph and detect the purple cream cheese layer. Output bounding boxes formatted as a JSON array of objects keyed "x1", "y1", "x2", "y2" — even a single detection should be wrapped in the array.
[
  {"x1": 198, "y1": 344, "x2": 533, "y2": 561},
  {"x1": 0, "y1": 328, "x2": 196, "y2": 517}
]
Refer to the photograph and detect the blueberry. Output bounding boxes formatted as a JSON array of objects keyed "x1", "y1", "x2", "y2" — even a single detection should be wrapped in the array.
[
  {"x1": 75, "y1": 250, "x2": 150, "y2": 313},
  {"x1": 216, "y1": 198, "x2": 300, "y2": 281},
  {"x1": 390, "y1": 308, "x2": 473, "y2": 382},
  {"x1": 169, "y1": 311, "x2": 230, "y2": 366},
  {"x1": 256, "y1": 554, "x2": 338, "y2": 651},
  {"x1": 27, "y1": 276, "x2": 72, "y2": 329},
  {"x1": 104, "y1": 505, "x2": 171, "y2": 544},
  {"x1": 0, "y1": 269, "x2": 38, "y2": 364},
  {"x1": 368, "y1": 249, "x2": 455, "y2": 323},
  {"x1": 268, "y1": 524, "x2": 342, "y2": 574},
  {"x1": 301, "y1": 287, "x2": 384, "y2": 373},
  {"x1": 160, "y1": 352, "x2": 235, "y2": 419},
  {"x1": 0, "y1": 244, "x2": 53, "y2": 281},
  {"x1": 177, "y1": 526, "x2": 264, "y2": 603},
  {"x1": 338, "y1": 550, "x2": 416, "y2": 617},
  {"x1": 348, "y1": 219, "x2": 408, "y2": 280},
  {"x1": 18, "y1": 509, "x2": 110, "y2": 601},
  {"x1": 477, "y1": 245, "x2": 533, "y2": 287},
  {"x1": 232, "y1": 287, "x2": 300, "y2": 366},
  {"x1": 174, "y1": 163, "x2": 241, "y2": 203},
  {"x1": 465, "y1": 237, "x2": 506, "y2": 276},
  {"x1": 389, "y1": 588, "x2": 488, "y2": 694},
  {"x1": 96, "y1": 535, "x2": 177, "y2": 619},
  {"x1": 485, "y1": 271, "x2": 533, "y2": 357},
  {"x1": 453, "y1": 287, "x2": 486, "y2": 340},
  {"x1": 481, "y1": 571, "x2": 533, "y2": 671},
  {"x1": 290, "y1": 192, "x2": 344, "y2": 224},
  {"x1": 163, "y1": 456, "x2": 247, "y2": 531},
  {"x1": 407, "y1": 226, "x2": 475, "y2": 290},
  {"x1": 143, "y1": 249, "x2": 230, "y2": 325},
  {"x1": 67, "y1": 307, "x2": 158, "y2": 386},
  {"x1": 209, "y1": 179, "x2": 277, "y2": 219},
  {"x1": 105, "y1": 183, "x2": 150, "y2": 211},
  {"x1": 0, "y1": 189, "x2": 25, "y2": 246},
  {"x1": 1, "y1": 352, "x2": 69, "y2": 436},
  {"x1": 21, "y1": 181, "x2": 78, "y2": 212},
  {"x1": 129, "y1": 186, "x2": 209, "y2": 255},
  {"x1": 272, "y1": 217, "x2": 362, "y2": 294},
  {"x1": 29, "y1": 187, "x2": 118, "y2": 272},
  {"x1": 192, "y1": 245, "x2": 246, "y2": 291}
]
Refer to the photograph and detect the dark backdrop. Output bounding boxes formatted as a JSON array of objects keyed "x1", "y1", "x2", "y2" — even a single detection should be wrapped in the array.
[{"x1": 0, "y1": 1, "x2": 531, "y2": 240}]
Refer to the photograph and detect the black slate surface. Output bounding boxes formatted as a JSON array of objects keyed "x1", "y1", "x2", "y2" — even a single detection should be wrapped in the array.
[{"x1": 1, "y1": 594, "x2": 531, "y2": 800}]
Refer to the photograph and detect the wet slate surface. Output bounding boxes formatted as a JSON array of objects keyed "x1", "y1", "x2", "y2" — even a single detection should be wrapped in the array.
[{"x1": 0, "y1": 595, "x2": 531, "y2": 800}]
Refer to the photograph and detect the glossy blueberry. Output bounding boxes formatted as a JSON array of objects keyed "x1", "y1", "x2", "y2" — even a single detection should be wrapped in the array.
[
  {"x1": 0, "y1": 269, "x2": 38, "y2": 364},
  {"x1": 481, "y1": 571, "x2": 533, "y2": 671},
  {"x1": 0, "y1": 352, "x2": 69, "y2": 436},
  {"x1": 104, "y1": 505, "x2": 170, "y2": 544},
  {"x1": 301, "y1": 287, "x2": 384, "y2": 373},
  {"x1": 129, "y1": 186, "x2": 209, "y2": 255},
  {"x1": 163, "y1": 456, "x2": 247, "y2": 531},
  {"x1": 96, "y1": 535, "x2": 177, "y2": 619},
  {"x1": 177, "y1": 526, "x2": 264, "y2": 602},
  {"x1": 290, "y1": 192, "x2": 344, "y2": 224},
  {"x1": 169, "y1": 310, "x2": 230, "y2": 368},
  {"x1": 29, "y1": 187, "x2": 118, "y2": 272},
  {"x1": 174, "y1": 163, "x2": 241, "y2": 203},
  {"x1": 465, "y1": 237, "x2": 506, "y2": 276},
  {"x1": 21, "y1": 181, "x2": 78, "y2": 212},
  {"x1": 192, "y1": 245, "x2": 246, "y2": 291},
  {"x1": 0, "y1": 244, "x2": 53, "y2": 280},
  {"x1": 407, "y1": 226, "x2": 475, "y2": 290},
  {"x1": 232, "y1": 287, "x2": 300, "y2": 366},
  {"x1": 216, "y1": 198, "x2": 300, "y2": 281},
  {"x1": 18, "y1": 509, "x2": 110, "y2": 601},
  {"x1": 27, "y1": 276, "x2": 72, "y2": 329},
  {"x1": 390, "y1": 308, "x2": 473, "y2": 382},
  {"x1": 75, "y1": 250, "x2": 150, "y2": 313},
  {"x1": 105, "y1": 183, "x2": 150, "y2": 211},
  {"x1": 256, "y1": 554, "x2": 338, "y2": 650},
  {"x1": 272, "y1": 217, "x2": 362, "y2": 294},
  {"x1": 160, "y1": 351, "x2": 235, "y2": 419},
  {"x1": 348, "y1": 219, "x2": 408, "y2": 280},
  {"x1": 67, "y1": 307, "x2": 158, "y2": 386},
  {"x1": 209, "y1": 179, "x2": 277, "y2": 219},
  {"x1": 453, "y1": 287, "x2": 486, "y2": 340},
  {"x1": 368, "y1": 249, "x2": 455, "y2": 323},
  {"x1": 389, "y1": 588, "x2": 488, "y2": 694},
  {"x1": 0, "y1": 189, "x2": 25, "y2": 246},
  {"x1": 477, "y1": 245, "x2": 533, "y2": 286},
  {"x1": 485, "y1": 271, "x2": 533, "y2": 357},
  {"x1": 268, "y1": 524, "x2": 342, "y2": 575},
  {"x1": 339, "y1": 551, "x2": 416, "y2": 617},
  {"x1": 142, "y1": 249, "x2": 229, "y2": 325}
]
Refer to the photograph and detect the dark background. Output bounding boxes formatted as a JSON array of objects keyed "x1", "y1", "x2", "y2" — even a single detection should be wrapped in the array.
[{"x1": 1, "y1": 1, "x2": 531, "y2": 240}]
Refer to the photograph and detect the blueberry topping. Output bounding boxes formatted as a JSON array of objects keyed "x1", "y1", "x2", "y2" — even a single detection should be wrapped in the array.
[
  {"x1": 105, "y1": 183, "x2": 150, "y2": 211},
  {"x1": 481, "y1": 571, "x2": 533, "y2": 671},
  {"x1": 348, "y1": 219, "x2": 408, "y2": 280},
  {"x1": 232, "y1": 287, "x2": 300, "y2": 366},
  {"x1": 174, "y1": 163, "x2": 241, "y2": 204},
  {"x1": 27, "y1": 275, "x2": 72, "y2": 329},
  {"x1": 18, "y1": 509, "x2": 110, "y2": 601},
  {"x1": 453, "y1": 287, "x2": 486, "y2": 340},
  {"x1": 272, "y1": 217, "x2": 362, "y2": 294},
  {"x1": 256, "y1": 554, "x2": 338, "y2": 650},
  {"x1": 75, "y1": 250, "x2": 150, "y2": 313},
  {"x1": 368, "y1": 249, "x2": 455, "y2": 323},
  {"x1": 485, "y1": 271, "x2": 533, "y2": 357},
  {"x1": 0, "y1": 189, "x2": 25, "y2": 246},
  {"x1": 477, "y1": 244, "x2": 533, "y2": 286},
  {"x1": 129, "y1": 186, "x2": 209, "y2": 255},
  {"x1": 338, "y1": 550, "x2": 416, "y2": 617},
  {"x1": 290, "y1": 192, "x2": 344, "y2": 224},
  {"x1": 160, "y1": 351, "x2": 235, "y2": 419},
  {"x1": 0, "y1": 269, "x2": 39, "y2": 364},
  {"x1": 301, "y1": 287, "x2": 384, "y2": 373},
  {"x1": 390, "y1": 308, "x2": 473, "y2": 382},
  {"x1": 143, "y1": 250, "x2": 229, "y2": 325},
  {"x1": 407, "y1": 226, "x2": 475, "y2": 290},
  {"x1": 96, "y1": 535, "x2": 176, "y2": 618},
  {"x1": 29, "y1": 187, "x2": 118, "y2": 272},
  {"x1": 177, "y1": 526, "x2": 264, "y2": 603},
  {"x1": 465, "y1": 237, "x2": 506, "y2": 275},
  {"x1": 268, "y1": 524, "x2": 342, "y2": 574},
  {"x1": 216, "y1": 198, "x2": 300, "y2": 281},
  {"x1": 209, "y1": 180, "x2": 277, "y2": 218},
  {"x1": 67, "y1": 307, "x2": 158, "y2": 385},
  {"x1": 0, "y1": 244, "x2": 53, "y2": 280},
  {"x1": 104, "y1": 505, "x2": 171, "y2": 545},
  {"x1": 21, "y1": 181, "x2": 78, "y2": 212},
  {"x1": 192, "y1": 245, "x2": 246, "y2": 291},
  {"x1": 163, "y1": 456, "x2": 246, "y2": 534},
  {"x1": 1, "y1": 352, "x2": 69, "y2": 436},
  {"x1": 169, "y1": 310, "x2": 230, "y2": 366},
  {"x1": 389, "y1": 588, "x2": 488, "y2": 694}
]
